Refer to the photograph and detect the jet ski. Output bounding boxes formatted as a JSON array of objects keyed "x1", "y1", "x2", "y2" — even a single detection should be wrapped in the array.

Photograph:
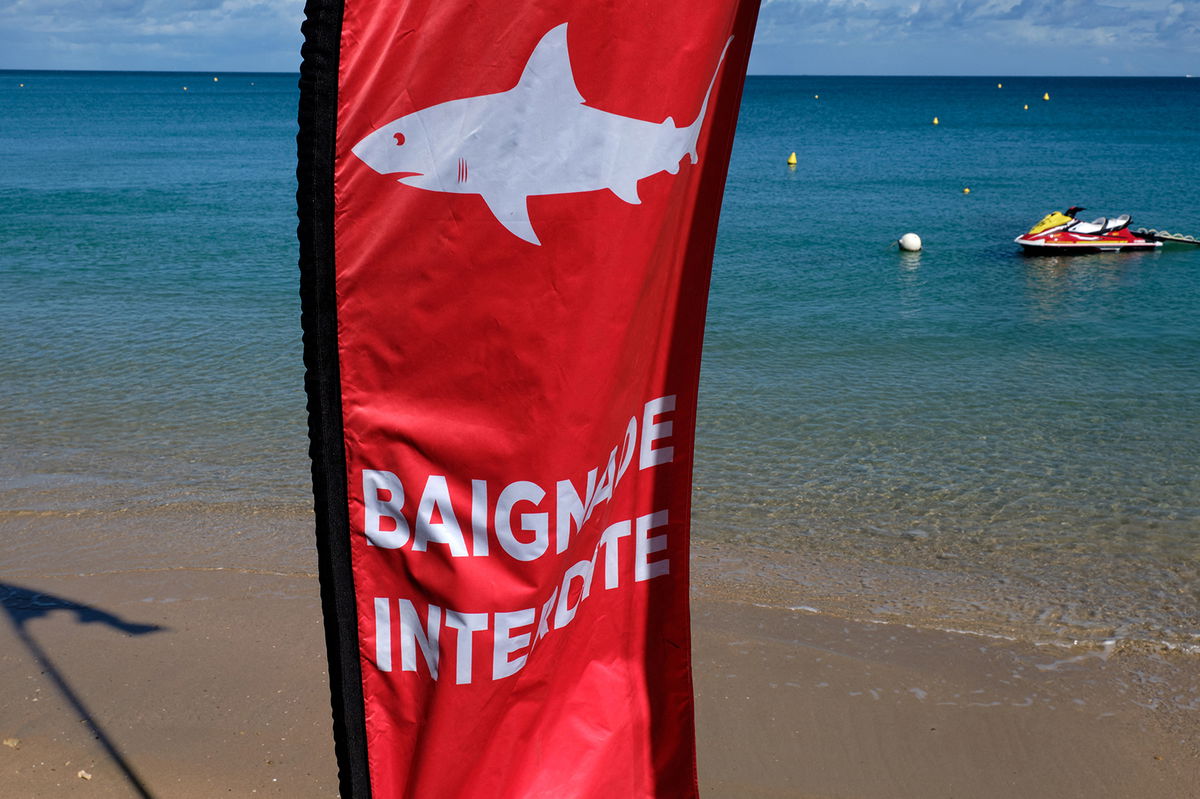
[{"x1": 1015, "y1": 206, "x2": 1162, "y2": 253}]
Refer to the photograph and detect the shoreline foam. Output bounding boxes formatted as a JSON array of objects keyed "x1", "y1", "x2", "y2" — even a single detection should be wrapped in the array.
[{"x1": 691, "y1": 536, "x2": 1200, "y2": 656}]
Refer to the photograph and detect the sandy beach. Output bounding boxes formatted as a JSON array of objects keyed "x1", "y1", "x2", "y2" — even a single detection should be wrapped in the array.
[{"x1": 3, "y1": 523, "x2": 1197, "y2": 798}]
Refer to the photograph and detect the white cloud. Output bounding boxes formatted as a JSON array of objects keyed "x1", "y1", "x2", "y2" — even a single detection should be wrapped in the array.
[
  {"x1": 0, "y1": 0, "x2": 304, "y2": 70},
  {"x1": 751, "y1": 0, "x2": 1198, "y2": 73},
  {"x1": 0, "y1": 0, "x2": 1195, "y2": 73},
  {"x1": 757, "y1": 0, "x2": 1195, "y2": 44}
]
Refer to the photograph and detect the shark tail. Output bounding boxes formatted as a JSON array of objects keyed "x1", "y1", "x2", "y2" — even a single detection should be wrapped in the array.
[{"x1": 682, "y1": 36, "x2": 733, "y2": 164}]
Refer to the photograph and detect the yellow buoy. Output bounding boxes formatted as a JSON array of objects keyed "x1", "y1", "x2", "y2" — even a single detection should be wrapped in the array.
[
  {"x1": 182, "y1": 86, "x2": 189, "y2": 91},
  {"x1": 962, "y1": 187, "x2": 971, "y2": 194},
  {"x1": 213, "y1": 76, "x2": 219, "y2": 82},
  {"x1": 814, "y1": 94, "x2": 819, "y2": 99},
  {"x1": 997, "y1": 82, "x2": 1003, "y2": 89},
  {"x1": 1023, "y1": 104, "x2": 1029, "y2": 110},
  {"x1": 1043, "y1": 92, "x2": 1050, "y2": 101},
  {"x1": 932, "y1": 116, "x2": 940, "y2": 125},
  {"x1": 786, "y1": 152, "x2": 797, "y2": 166}
]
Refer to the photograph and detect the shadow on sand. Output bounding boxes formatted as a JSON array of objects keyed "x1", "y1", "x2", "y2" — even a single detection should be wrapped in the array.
[{"x1": 0, "y1": 582, "x2": 166, "y2": 798}]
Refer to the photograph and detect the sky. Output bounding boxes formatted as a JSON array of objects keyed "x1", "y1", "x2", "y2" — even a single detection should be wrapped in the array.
[{"x1": 0, "y1": 0, "x2": 1196, "y2": 75}]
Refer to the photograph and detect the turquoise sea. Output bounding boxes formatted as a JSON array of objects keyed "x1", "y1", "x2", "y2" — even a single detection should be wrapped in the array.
[{"x1": 1, "y1": 71, "x2": 1198, "y2": 650}]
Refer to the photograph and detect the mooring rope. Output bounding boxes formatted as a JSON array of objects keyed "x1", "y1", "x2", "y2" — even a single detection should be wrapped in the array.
[{"x1": 1135, "y1": 228, "x2": 1200, "y2": 245}]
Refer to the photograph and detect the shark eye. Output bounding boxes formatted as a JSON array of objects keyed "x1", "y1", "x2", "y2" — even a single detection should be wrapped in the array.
[{"x1": 392, "y1": 132, "x2": 405, "y2": 146}]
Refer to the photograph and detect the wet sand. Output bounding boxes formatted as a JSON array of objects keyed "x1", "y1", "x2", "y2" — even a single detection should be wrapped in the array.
[
  {"x1": 2, "y1": 539, "x2": 1198, "y2": 797},
  {"x1": 693, "y1": 595, "x2": 1200, "y2": 799}
]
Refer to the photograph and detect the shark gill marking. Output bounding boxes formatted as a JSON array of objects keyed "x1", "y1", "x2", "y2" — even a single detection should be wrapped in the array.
[{"x1": 351, "y1": 23, "x2": 732, "y2": 245}]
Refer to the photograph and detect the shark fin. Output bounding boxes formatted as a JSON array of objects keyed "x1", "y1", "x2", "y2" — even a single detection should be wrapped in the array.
[
  {"x1": 516, "y1": 24, "x2": 584, "y2": 105},
  {"x1": 482, "y1": 192, "x2": 541, "y2": 245},
  {"x1": 610, "y1": 181, "x2": 641, "y2": 205}
]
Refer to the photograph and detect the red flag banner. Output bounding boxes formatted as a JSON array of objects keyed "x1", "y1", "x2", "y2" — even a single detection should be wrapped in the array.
[{"x1": 297, "y1": 2, "x2": 760, "y2": 796}]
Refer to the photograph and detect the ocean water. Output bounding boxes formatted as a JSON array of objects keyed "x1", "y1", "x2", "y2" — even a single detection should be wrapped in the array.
[{"x1": 1, "y1": 72, "x2": 1197, "y2": 650}]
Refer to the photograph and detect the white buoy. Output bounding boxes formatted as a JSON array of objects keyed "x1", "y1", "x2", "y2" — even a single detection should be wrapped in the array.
[{"x1": 898, "y1": 233, "x2": 922, "y2": 252}]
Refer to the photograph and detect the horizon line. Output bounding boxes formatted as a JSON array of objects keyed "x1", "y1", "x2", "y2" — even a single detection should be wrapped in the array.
[{"x1": 1, "y1": 67, "x2": 1195, "y2": 79}]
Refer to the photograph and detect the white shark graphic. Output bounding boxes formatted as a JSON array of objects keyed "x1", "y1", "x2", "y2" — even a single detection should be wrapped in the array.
[{"x1": 351, "y1": 24, "x2": 731, "y2": 245}]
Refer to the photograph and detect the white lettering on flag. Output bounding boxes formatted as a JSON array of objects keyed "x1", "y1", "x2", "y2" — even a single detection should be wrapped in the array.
[
  {"x1": 363, "y1": 470, "x2": 409, "y2": 549},
  {"x1": 374, "y1": 597, "x2": 392, "y2": 672}
]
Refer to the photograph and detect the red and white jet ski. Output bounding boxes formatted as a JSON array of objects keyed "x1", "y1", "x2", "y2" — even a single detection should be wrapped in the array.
[{"x1": 1015, "y1": 206, "x2": 1162, "y2": 253}]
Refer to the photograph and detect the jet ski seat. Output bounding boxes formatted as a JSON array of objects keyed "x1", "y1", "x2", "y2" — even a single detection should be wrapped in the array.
[
  {"x1": 1068, "y1": 217, "x2": 1108, "y2": 234},
  {"x1": 1103, "y1": 214, "x2": 1131, "y2": 232}
]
